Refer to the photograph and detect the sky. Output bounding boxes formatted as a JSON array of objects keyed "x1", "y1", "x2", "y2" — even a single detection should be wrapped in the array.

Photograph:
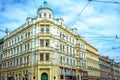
[{"x1": 0, "y1": 0, "x2": 120, "y2": 62}]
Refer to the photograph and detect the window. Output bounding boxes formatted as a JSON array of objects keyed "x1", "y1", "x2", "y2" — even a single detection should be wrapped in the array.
[
  {"x1": 41, "y1": 27, "x2": 44, "y2": 32},
  {"x1": 63, "y1": 57, "x2": 65, "y2": 64},
  {"x1": 18, "y1": 37, "x2": 19, "y2": 42},
  {"x1": 63, "y1": 45, "x2": 65, "y2": 51},
  {"x1": 66, "y1": 36, "x2": 68, "y2": 41},
  {"x1": 67, "y1": 58, "x2": 69, "y2": 64},
  {"x1": 39, "y1": 14, "x2": 41, "y2": 18},
  {"x1": 49, "y1": 14, "x2": 51, "y2": 18},
  {"x1": 44, "y1": 13, "x2": 47, "y2": 18},
  {"x1": 46, "y1": 27, "x2": 49, "y2": 33},
  {"x1": 73, "y1": 60, "x2": 75, "y2": 66},
  {"x1": 28, "y1": 32, "x2": 30, "y2": 38},
  {"x1": 60, "y1": 44, "x2": 62, "y2": 50},
  {"x1": 21, "y1": 35, "x2": 23, "y2": 40},
  {"x1": 24, "y1": 56, "x2": 26, "y2": 64},
  {"x1": 73, "y1": 49, "x2": 75, "y2": 55},
  {"x1": 14, "y1": 38, "x2": 16, "y2": 43},
  {"x1": 27, "y1": 56, "x2": 29, "y2": 63},
  {"x1": 28, "y1": 43, "x2": 29, "y2": 50},
  {"x1": 19, "y1": 74, "x2": 21, "y2": 80},
  {"x1": 67, "y1": 46, "x2": 68, "y2": 53},
  {"x1": 60, "y1": 32, "x2": 62, "y2": 39},
  {"x1": 46, "y1": 54, "x2": 49, "y2": 61},
  {"x1": 17, "y1": 46, "x2": 19, "y2": 53},
  {"x1": 25, "y1": 33, "x2": 27, "y2": 39},
  {"x1": 40, "y1": 54, "x2": 44, "y2": 61},
  {"x1": 20, "y1": 58, "x2": 22, "y2": 65},
  {"x1": 70, "y1": 47, "x2": 72, "y2": 55},
  {"x1": 20, "y1": 45, "x2": 22, "y2": 52},
  {"x1": 70, "y1": 59, "x2": 72, "y2": 66},
  {"x1": 40, "y1": 39, "x2": 44, "y2": 47},
  {"x1": 25, "y1": 44, "x2": 27, "y2": 51},
  {"x1": 14, "y1": 60, "x2": 15, "y2": 66},
  {"x1": 60, "y1": 56, "x2": 62, "y2": 63},
  {"x1": 16, "y1": 59, "x2": 18, "y2": 65},
  {"x1": 46, "y1": 40, "x2": 49, "y2": 47}
]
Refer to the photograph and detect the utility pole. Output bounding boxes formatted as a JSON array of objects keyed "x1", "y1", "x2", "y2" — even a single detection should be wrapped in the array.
[{"x1": 0, "y1": 28, "x2": 10, "y2": 36}]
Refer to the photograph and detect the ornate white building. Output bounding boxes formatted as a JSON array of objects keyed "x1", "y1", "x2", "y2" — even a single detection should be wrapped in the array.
[{"x1": 0, "y1": 1, "x2": 100, "y2": 80}]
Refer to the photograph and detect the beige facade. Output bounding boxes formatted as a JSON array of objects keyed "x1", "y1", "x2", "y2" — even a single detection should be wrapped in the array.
[
  {"x1": 0, "y1": 1, "x2": 100, "y2": 80},
  {"x1": 86, "y1": 43, "x2": 100, "y2": 80}
]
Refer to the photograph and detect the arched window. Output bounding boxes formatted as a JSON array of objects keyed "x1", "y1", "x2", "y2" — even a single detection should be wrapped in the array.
[
  {"x1": 49, "y1": 14, "x2": 51, "y2": 18},
  {"x1": 39, "y1": 14, "x2": 41, "y2": 18},
  {"x1": 44, "y1": 13, "x2": 47, "y2": 18},
  {"x1": 41, "y1": 73, "x2": 48, "y2": 80}
]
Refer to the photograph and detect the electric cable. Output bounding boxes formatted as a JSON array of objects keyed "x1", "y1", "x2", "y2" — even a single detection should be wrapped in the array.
[
  {"x1": 70, "y1": 0, "x2": 91, "y2": 27},
  {"x1": 99, "y1": 46, "x2": 120, "y2": 54},
  {"x1": 90, "y1": 35, "x2": 120, "y2": 44},
  {"x1": 89, "y1": 0, "x2": 120, "y2": 4},
  {"x1": 82, "y1": 35, "x2": 119, "y2": 39},
  {"x1": 91, "y1": 39, "x2": 117, "y2": 44},
  {"x1": 32, "y1": 0, "x2": 38, "y2": 9}
]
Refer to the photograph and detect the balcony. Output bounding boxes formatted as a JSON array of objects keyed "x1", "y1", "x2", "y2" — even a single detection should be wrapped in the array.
[
  {"x1": 37, "y1": 60, "x2": 52, "y2": 66},
  {"x1": 75, "y1": 44, "x2": 80, "y2": 50},
  {"x1": 100, "y1": 75, "x2": 112, "y2": 79},
  {"x1": 37, "y1": 46, "x2": 52, "y2": 51},
  {"x1": 38, "y1": 32, "x2": 52, "y2": 38}
]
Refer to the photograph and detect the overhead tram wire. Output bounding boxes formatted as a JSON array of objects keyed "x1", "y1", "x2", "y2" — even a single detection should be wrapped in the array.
[
  {"x1": 70, "y1": 0, "x2": 91, "y2": 27},
  {"x1": 91, "y1": 38, "x2": 119, "y2": 44},
  {"x1": 88, "y1": 0, "x2": 120, "y2": 4},
  {"x1": 99, "y1": 46, "x2": 120, "y2": 54},
  {"x1": 84, "y1": 35, "x2": 120, "y2": 44},
  {"x1": 82, "y1": 35, "x2": 119, "y2": 39}
]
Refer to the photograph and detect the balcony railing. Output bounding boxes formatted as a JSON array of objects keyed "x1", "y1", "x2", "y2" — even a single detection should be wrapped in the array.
[
  {"x1": 38, "y1": 32, "x2": 52, "y2": 37},
  {"x1": 37, "y1": 46, "x2": 52, "y2": 51},
  {"x1": 37, "y1": 60, "x2": 52, "y2": 65}
]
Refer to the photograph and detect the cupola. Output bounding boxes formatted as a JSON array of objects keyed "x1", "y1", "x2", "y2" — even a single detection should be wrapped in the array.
[{"x1": 37, "y1": 1, "x2": 53, "y2": 19}]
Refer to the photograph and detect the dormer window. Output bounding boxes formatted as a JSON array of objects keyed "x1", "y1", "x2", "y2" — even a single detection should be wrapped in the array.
[{"x1": 44, "y1": 13, "x2": 47, "y2": 18}]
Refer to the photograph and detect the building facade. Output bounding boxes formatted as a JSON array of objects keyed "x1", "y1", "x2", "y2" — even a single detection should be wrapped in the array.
[
  {"x1": 0, "y1": 1, "x2": 100, "y2": 80},
  {"x1": 99, "y1": 56, "x2": 112, "y2": 80},
  {"x1": 99, "y1": 56, "x2": 120, "y2": 80},
  {"x1": 112, "y1": 61, "x2": 120, "y2": 80},
  {"x1": 0, "y1": 38, "x2": 4, "y2": 80},
  {"x1": 86, "y1": 43, "x2": 100, "y2": 80}
]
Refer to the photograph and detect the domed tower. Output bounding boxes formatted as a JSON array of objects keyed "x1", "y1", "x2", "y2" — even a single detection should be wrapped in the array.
[{"x1": 37, "y1": 1, "x2": 53, "y2": 19}]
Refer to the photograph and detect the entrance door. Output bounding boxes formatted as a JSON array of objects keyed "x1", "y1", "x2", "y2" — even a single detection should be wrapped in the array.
[{"x1": 41, "y1": 73, "x2": 48, "y2": 80}]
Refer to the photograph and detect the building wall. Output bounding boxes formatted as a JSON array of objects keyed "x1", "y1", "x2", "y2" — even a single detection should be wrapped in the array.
[
  {"x1": 99, "y1": 56, "x2": 112, "y2": 80},
  {"x1": 86, "y1": 43, "x2": 100, "y2": 80},
  {"x1": 0, "y1": 39, "x2": 4, "y2": 80},
  {"x1": 113, "y1": 63, "x2": 119, "y2": 80}
]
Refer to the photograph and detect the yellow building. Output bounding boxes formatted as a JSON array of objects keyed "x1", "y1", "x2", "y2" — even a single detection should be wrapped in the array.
[
  {"x1": 0, "y1": 1, "x2": 100, "y2": 80},
  {"x1": 0, "y1": 38, "x2": 4, "y2": 80},
  {"x1": 86, "y1": 43, "x2": 100, "y2": 80}
]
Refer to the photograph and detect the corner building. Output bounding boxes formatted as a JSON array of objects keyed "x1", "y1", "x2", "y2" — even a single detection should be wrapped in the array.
[{"x1": 0, "y1": 1, "x2": 99, "y2": 80}]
